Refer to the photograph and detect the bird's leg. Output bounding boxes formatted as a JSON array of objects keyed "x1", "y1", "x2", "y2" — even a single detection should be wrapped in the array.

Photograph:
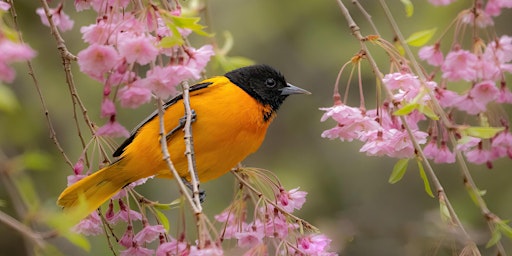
[
  {"x1": 181, "y1": 178, "x2": 206, "y2": 203},
  {"x1": 166, "y1": 109, "x2": 197, "y2": 139}
]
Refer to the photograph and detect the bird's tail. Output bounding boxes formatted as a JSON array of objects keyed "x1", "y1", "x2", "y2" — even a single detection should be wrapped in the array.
[{"x1": 57, "y1": 161, "x2": 133, "y2": 218}]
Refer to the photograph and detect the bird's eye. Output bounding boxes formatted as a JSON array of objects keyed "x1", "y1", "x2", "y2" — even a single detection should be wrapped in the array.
[{"x1": 265, "y1": 78, "x2": 276, "y2": 88}]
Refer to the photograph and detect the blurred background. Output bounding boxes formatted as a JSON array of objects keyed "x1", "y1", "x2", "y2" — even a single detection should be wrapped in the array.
[{"x1": 1, "y1": 0, "x2": 512, "y2": 255}]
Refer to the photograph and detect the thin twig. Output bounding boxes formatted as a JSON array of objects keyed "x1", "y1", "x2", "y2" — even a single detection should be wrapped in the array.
[
  {"x1": 231, "y1": 169, "x2": 318, "y2": 232},
  {"x1": 157, "y1": 99, "x2": 201, "y2": 214},
  {"x1": 5, "y1": 0, "x2": 74, "y2": 169},
  {"x1": 0, "y1": 210, "x2": 46, "y2": 249},
  {"x1": 181, "y1": 81, "x2": 202, "y2": 210},
  {"x1": 37, "y1": 0, "x2": 96, "y2": 154}
]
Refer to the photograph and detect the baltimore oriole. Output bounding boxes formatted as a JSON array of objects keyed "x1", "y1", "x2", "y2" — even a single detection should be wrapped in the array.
[{"x1": 57, "y1": 64, "x2": 310, "y2": 216}]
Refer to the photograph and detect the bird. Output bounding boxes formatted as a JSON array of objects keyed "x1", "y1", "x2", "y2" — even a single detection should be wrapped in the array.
[{"x1": 57, "y1": 64, "x2": 310, "y2": 217}]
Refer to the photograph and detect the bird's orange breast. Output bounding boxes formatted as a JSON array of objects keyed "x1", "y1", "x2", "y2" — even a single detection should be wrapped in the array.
[{"x1": 120, "y1": 76, "x2": 273, "y2": 182}]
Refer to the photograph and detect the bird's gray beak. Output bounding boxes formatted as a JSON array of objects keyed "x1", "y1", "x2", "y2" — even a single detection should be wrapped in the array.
[{"x1": 280, "y1": 83, "x2": 311, "y2": 95}]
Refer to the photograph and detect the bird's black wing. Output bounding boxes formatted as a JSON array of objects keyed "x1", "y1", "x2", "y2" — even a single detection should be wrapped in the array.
[{"x1": 112, "y1": 82, "x2": 212, "y2": 157}]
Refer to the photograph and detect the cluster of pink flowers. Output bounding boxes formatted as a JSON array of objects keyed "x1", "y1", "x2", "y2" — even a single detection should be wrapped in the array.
[
  {"x1": 214, "y1": 187, "x2": 336, "y2": 256},
  {"x1": 320, "y1": 100, "x2": 428, "y2": 159},
  {"x1": 0, "y1": 2, "x2": 36, "y2": 83},
  {"x1": 37, "y1": 1, "x2": 214, "y2": 138},
  {"x1": 321, "y1": 1, "x2": 512, "y2": 169}
]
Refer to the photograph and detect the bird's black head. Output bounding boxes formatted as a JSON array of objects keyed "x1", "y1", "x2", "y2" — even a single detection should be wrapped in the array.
[{"x1": 225, "y1": 65, "x2": 310, "y2": 116}]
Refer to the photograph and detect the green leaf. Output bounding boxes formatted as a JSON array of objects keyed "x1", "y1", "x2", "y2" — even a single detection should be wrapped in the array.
[
  {"x1": 154, "y1": 208, "x2": 171, "y2": 231},
  {"x1": 417, "y1": 104, "x2": 439, "y2": 120},
  {"x1": 400, "y1": 0, "x2": 414, "y2": 17},
  {"x1": 486, "y1": 227, "x2": 502, "y2": 248},
  {"x1": 0, "y1": 83, "x2": 20, "y2": 113},
  {"x1": 439, "y1": 199, "x2": 451, "y2": 223},
  {"x1": 159, "y1": 36, "x2": 184, "y2": 48},
  {"x1": 497, "y1": 220, "x2": 512, "y2": 240},
  {"x1": 405, "y1": 28, "x2": 437, "y2": 47},
  {"x1": 389, "y1": 159, "x2": 409, "y2": 184},
  {"x1": 170, "y1": 16, "x2": 212, "y2": 37},
  {"x1": 463, "y1": 126, "x2": 505, "y2": 139},
  {"x1": 393, "y1": 103, "x2": 418, "y2": 116},
  {"x1": 417, "y1": 160, "x2": 434, "y2": 198}
]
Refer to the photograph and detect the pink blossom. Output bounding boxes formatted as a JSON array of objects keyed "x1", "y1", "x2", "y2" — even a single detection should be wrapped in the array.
[
  {"x1": 0, "y1": 63, "x2": 14, "y2": 83},
  {"x1": 118, "y1": 82, "x2": 152, "y2": 108},
  {"x1": 454, "y1": 95, "x2": 487, "y2": 114},
  {"x1": 66, "y1": 174, "x2": 86, "y2": 186},
  {"x1": 320, "y1": 105, "x2": 380, "y2": 141},
  {"x1": 434, "y1": 87, "x2": 461, "y2": 108},
  {"x1": 105, "y1": 200, "x2": 115, "y2": 221},
  {"x1": 156, "y1": 239, "x2": 189, "y2": 256},
  {"x1": 423, "y1": 141, "x2": 438, "y2": 160},
  {"x1": 475, "y1": 56, "x2": 502, "y2": 81},
  {"x1": 276, "y1": 187, "x2": 307, "y2": 213},
  {"x1": 234, "y1": 229, "x2": 265, "y2": 248},
  {"x1": 156, "y1": 18, "x2": 172, "y2": 38},
  {"x1": 485, "y1": 0, "x2": 512, "y2": 16},
  {"x1": 81, "y1": 22, "x2": 114, "y2": 45},
  {"x1": 188, "y1": 245, "x2": 223, "y2": 256},
  {"x1": 119, "y1": 225, "x2": 134, "y2": 248},
  {"x1": 442, "y1": 49, "x2": 478, "y2": 81},
  {"x1": 491, "y1": 131, "x2": 512, "y2": 158},
  {"x1": 36, "y1": 4, "x2": 74, "y2": 32},
  {"x1": 471, "y1": 80, "x2": 499, "y2": 104},
  {"x1": 142, "y1": 66, "x2": 181, "y2": 99},
  {"x1": 112, "y1": 177, "x2": 153, "y2": 200},
  {"x1": 74, "y1": 0, "x2": 91, "y2": 11},
  {"x1": 382, "y1": 72, "x2": 420, "y2": 91},
  {"x1": 460, "y1": 8, "x2": 494, "y2": 28},
  {"x1": 73, "y1": 157, "x2": 85, "y2": 175},
  {"x1": 486, "y1": 35, "x2": 512, "y2": 63},
  {"x1": 0, "y1": 39, "x2": 36, "y2": 63},
  {"x1": 434, "y1": 144, "x2": 456, "y2": 163},
  {"x1": 101, "y1": 98, "x2": 116, "y2": 117},
  {"x1": 263, "y1": 212, "x2": 291, "y2": 238},
  {"x1": 359, "y1": 130, "x2": 395, "y2": 157},
  {"x1": 78, "y1": 44, "x2": 121, "y2": 81},
  {"x1": 96, "y1": 120, "x2": 130, "y2": 138},
  {"x1": 360, "y1": 129, "x2": 427, "y2": 158},
  {"x1": 0, "y1": 39, "x2": 36, "y2": 83},
  {"x1": 120, "y1": 245, "x2": 154, "y2": 256},
  {"x1": 496, "y1": 85, "x2": 512, "y2": 103},
  {"x1": 0, "y1": 1, "x2": 10, "y2": 10},
  {"x1": 428, "y1": 0, "x2": 457, "y2": 6},
  {"x1": 432, "y1": 149, "x2": 457, "y2": 163},
  {"x1": 297, "y1": 234, "x2": 333, "y2": 256},
  {"x1": 456, "y1": 137, "x2": 481, "y2": 151},
  {"x1": 71, "y1": 211, "x2": 103, "y2": 236},
  {"x1": 455, "y1": 81, "x2": 499, "y2": 114},
  {"x1": 183, "y1": 45, "x2": 215, "y2": 79},
  {"x1": 118, "y1": 35, "x2": 159, "y2": 65},
  {"x1": 465, "y1": 148, "x2": 494, "y2": 165},
  {"x1": 110, "y1": 200, "x2": 143, "y2": 224},
  {"x1": 134, "y1": 224, "x2": 166, "y2": 244},
  {"x1": 419, "y1": 44, "x2": 444, "y2": 66}
]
